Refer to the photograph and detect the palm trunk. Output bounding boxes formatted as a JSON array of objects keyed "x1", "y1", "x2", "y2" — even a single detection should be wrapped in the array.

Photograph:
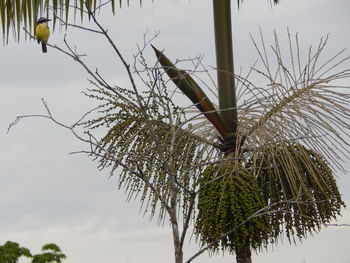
[
  {"x1": 212, "y1": 1, "x2": 252, "y2": 262},
  {"x1": 235, "y1": 242, "x2": 252, "y2": 263},
  {"x1": 212, "y1": 0, "x2": 237, "y2": 135}
]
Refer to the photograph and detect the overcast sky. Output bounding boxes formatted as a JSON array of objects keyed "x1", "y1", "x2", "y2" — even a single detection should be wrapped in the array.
[{"x1": 1, "y1": 0, "x2": 350, "y2": 262}]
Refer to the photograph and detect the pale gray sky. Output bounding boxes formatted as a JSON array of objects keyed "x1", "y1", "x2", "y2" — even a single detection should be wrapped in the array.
[{"x1": 1, "y1": 0, "x2": 350, "y2": 262}]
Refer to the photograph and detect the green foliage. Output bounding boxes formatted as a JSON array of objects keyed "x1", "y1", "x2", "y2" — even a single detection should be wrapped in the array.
[
  {"x1": 32, "y1": 243, "x2": 66, "y2": 263},
  {"x1": 0, "y1": 241, "x2": 31, "y2": 263},
  {"x1": 0, "y1": 0, "x2": 119, "y2": 43},
  {"x1": 0, "y1": 0, "x2": 280, "y2": 43},
  {"x1": 0, "y1": 241, "x2": 65, "y2": 263}
]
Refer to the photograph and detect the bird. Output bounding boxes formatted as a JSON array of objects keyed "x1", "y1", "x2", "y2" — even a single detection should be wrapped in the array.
[{"x1": 35, "y1": 17, "x2": 51, "y2": 53}]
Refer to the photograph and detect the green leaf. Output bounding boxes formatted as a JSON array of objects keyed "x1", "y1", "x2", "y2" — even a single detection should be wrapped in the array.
[{"x1": 0, "y1": 241, "x2": 32, "y2": 263}]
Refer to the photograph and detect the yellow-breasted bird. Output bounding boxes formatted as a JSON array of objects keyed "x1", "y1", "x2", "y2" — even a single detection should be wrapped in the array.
[{"x1": 35, "y1": 17, "x2": 51, "y2": 53}]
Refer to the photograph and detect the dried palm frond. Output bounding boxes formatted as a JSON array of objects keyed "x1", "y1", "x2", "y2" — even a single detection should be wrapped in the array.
[{"x1": 239, "y1": 30, "x2": 350, "y2": 171}]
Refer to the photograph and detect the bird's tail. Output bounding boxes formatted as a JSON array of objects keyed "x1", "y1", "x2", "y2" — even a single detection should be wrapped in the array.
[{"x1": 41, "y1": 42, "x2": 47, "y2": 53}]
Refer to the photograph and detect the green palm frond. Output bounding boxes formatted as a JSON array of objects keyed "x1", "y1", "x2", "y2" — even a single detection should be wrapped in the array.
[
  {"x1": 0, "y1": 0, "x2": 119, "y2": 42},
  {"x1": 0, "y1": 0, "x2": 280, "y2": 43}
]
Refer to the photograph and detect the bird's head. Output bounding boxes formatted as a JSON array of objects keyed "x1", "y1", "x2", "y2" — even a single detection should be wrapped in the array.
[{"x1": 37, "y1": 17, "x2": 51, "y2": 24}]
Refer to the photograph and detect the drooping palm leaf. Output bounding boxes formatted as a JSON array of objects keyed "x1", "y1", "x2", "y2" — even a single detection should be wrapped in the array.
[
  {"x1": 0, "y1": 0, "x2": 281, "y2": 42},
  {"x1": 0, "y1": 0, "x2": 118, "y2": 42}
]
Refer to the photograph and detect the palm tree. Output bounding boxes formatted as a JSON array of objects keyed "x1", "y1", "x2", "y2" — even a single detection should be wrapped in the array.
[
  {"x1": 154, "y1": 31, "x2": 347, "y2": 263},
  {"x1": 1, "y1": 1, "x2": 348, "y2": 263}
]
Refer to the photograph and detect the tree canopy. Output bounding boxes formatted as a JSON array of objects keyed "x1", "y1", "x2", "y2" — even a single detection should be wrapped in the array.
[{"x1": 0, "y1": 241, "x2": 66, "y2": 263}]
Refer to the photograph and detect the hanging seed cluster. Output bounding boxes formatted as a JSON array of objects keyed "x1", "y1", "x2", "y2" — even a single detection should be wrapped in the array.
[
  {"x1": 254, "y1": 143, "x2": 345, "y2": 241},
  {"x1": 195, "y1": 164, "x2": 272, "y2": 252},
  {"x1": 81, "y1": 85, "x2": 207, "y2": 220},
  {"x1": 196, "y1": 142, "x2": 345, "y2": 253}
]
